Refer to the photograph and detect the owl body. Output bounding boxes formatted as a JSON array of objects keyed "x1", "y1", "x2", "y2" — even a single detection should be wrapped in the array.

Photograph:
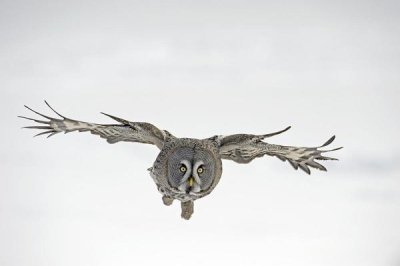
[{"x1": 19, "y1": 102, "x2": 342, "y2": 220}]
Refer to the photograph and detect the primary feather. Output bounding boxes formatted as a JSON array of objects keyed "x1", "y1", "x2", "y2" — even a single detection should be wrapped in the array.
[
  {"x1": 19, "y1": 101, "x2": 166, "y2": 149},
  {"x1": 214, "y1": 128, "x2": 342, "y2": 174}
]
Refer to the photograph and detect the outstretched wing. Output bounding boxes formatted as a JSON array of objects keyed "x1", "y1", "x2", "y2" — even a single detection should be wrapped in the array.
[
  {"x1": 19, "y1": 101, "x2": 167, "y2": 149},
  {"x1": 211, "y1": 126, "x2": 342, "y2": 174}
]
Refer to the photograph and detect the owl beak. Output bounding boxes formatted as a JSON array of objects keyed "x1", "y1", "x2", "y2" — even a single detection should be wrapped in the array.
[
  {"x1": 188, "y1": 177, "x2": 194, "y2": 187},
  {"x1": 185, "y1": 177, "x2": 194, "y2": 194}
]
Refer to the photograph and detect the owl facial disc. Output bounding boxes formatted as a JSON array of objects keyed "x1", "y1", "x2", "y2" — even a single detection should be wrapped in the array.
[
  {"x1": 163, "y1": 141, "x2": 221, "y2": 200},
  {"x1": 176, "y1": 159, "x2": 204, "y2": 194}
]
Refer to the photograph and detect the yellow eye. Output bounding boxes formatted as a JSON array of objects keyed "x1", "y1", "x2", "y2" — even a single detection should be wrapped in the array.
[
  {"x1": 180, "y1": 166, "x2": 187, "y2": 172},
  {"x1": 197, "y1": 167, "x2": 204, "y2": 174}
]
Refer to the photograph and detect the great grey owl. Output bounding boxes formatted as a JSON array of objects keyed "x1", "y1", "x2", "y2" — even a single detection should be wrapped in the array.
[{"x1": 19, "y1": 101, "x2": 342, "y2": 220}]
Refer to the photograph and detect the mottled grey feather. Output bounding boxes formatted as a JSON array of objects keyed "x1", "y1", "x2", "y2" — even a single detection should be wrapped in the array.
[
  {"x1": 214, "y1": 128, "x2": 342, "y2": 174},
  {"x1": 19, "y1": 101, "x2": 167, "y2": 149}
]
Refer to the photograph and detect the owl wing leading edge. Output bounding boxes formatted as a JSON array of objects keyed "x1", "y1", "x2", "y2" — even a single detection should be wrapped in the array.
[
  {"x1": 19, "y1": 101, "x2": 167, "y2": 149},
  {"x1": 210, "y1": 126, "x2": 342, "y2": 174}
]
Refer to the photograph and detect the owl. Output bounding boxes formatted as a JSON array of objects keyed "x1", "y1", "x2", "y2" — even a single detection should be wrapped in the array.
[{"x1": 19, "y1": 101, "x2": 342, "y2": 219}]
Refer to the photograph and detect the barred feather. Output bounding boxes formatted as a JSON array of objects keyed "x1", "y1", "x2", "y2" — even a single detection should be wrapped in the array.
[
  {"x1": 215, "y1": 127, "x2": 342, "y2": 174},
  {"x1": 19, "y1": 101, "x2": 167, "y2": 149}
]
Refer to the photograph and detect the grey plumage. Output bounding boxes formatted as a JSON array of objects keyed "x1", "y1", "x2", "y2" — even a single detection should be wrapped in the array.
[
  {"x1": 19, "y1": 101, "x2": 343, "y2": 220},
  {"x1": 19, "y1": 101, "x2": 166, "y2": 147},
  {"x1": 214, "y1": 133, "x2": 341, "y2": 174}
]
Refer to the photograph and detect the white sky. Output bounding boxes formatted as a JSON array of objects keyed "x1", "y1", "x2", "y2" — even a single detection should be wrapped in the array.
[{"x1": 1, "y1": 0, "x2": 399, "y2": 266}]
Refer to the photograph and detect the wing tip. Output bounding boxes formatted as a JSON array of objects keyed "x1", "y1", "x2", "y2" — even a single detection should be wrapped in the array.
[
  {"x1": 44, "y1": 100, "x2": 65, "y2": 118},
  {"x1": 100, "y1": 112, "x2": 129, "y2": 125},
  {"x1": 319, "y1": 135, "x2": 343, "y2": 154},
  {"x1": 23, "y1": 104, "x2": 53, "y2": 120},
  {"x1": 33, "y1": 130, "x2": 56, "y2": 138},
  {"x1": 321, "y1": 135, "x2": 335, "y2": 147},
  {"x1": 262, "y1": 125, "x2": 292, "y2": 139},
  {"x1": 18, "y1": 115, "x2": 30, "y2": 120}
]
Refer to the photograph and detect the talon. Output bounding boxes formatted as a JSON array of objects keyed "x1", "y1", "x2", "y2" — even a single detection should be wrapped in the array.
[
  {"x1": 181, "y1": 201, "x2": 194, "y2": 220},
  {"x1": 162, "y1": 196, "x2": 173, "y2": 206}
]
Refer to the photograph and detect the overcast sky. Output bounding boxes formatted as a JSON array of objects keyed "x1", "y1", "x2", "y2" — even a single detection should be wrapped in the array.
[{"x1": 1, "y1": 0, "x2": 399, "y2": 266}]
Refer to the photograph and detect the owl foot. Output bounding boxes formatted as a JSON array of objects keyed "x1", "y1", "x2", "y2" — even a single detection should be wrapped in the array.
[
  {"x1": 162, "y1": 196, "x2": 174, "y2": 206},
  {"x1": 181, "y1": 200, "x2": 194, "y2": 220}
]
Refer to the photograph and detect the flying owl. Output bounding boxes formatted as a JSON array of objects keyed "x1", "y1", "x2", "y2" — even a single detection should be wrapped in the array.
[{"x1": 19, "y1": 101, "x2": 342, "y2": 219}]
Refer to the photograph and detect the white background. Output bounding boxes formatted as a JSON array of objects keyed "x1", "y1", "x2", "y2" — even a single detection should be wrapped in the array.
[{"x1": 1, "y1": 0, "x2": 399, "y2": 265}]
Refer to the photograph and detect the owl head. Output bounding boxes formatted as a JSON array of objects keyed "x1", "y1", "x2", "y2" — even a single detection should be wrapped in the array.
[{"x1": 154, "y1": 138, "x2": 222, "y2": 198}]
